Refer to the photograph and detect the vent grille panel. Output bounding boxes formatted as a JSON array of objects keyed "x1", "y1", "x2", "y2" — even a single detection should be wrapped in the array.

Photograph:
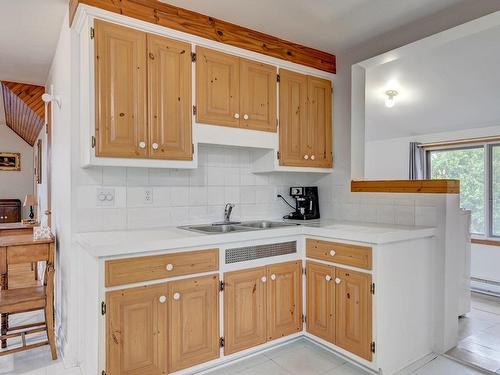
[{"x1": 225, "y1": 241, "x2": 296, "y2": 264}]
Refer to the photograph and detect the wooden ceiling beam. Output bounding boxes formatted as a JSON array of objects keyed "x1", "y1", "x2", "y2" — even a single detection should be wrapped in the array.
[{"x1": 69, "y1": 0, "x2": 336, "y2": 73}]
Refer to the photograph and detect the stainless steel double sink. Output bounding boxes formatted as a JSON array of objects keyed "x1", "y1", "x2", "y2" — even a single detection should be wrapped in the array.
[{"x1": 179, "y1": 220, "x2": 299, "y2": 234}]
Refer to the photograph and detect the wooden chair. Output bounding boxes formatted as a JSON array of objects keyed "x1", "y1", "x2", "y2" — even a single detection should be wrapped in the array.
[{"x1": 0, "y1": 262, "x2": 56, "y2": 359}]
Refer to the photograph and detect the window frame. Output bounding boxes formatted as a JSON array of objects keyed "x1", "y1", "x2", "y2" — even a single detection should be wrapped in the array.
[{"x1": 425, "y1": 141, "x2": 500, "y2": 238}]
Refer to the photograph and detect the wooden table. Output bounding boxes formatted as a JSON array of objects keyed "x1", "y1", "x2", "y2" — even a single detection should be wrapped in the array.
[
  {"x1": 0, "y1": 234, "x2": 55, "y2": 348},
  {"x1": 0, "y1": 222, "x2": 37, "y2": 236}
]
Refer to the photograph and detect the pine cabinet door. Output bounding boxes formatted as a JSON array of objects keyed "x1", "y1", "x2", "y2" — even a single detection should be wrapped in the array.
[
  {"x1": 306, "y1": 261, "x2": 335, "y2": 343},
  {"x1": 106, "y1": 284, "x2": 167, "y2": 375},
  {"x1": 335, "y1": 268, "x2": 372, "y2": 361},
  {"x1": 278, "y1": 69, "x2": 309, "y2": 166},
  {"x1": 168, "y1": 275, "x2": 220, "y2": 373},
  {"x1": 94, "y1": 20, "x2": 148, "y2": 158},
  {"x1": 224, "y1": 267, "x2": 267, "y2": 355},
  {"x1": 307, "y1": 76, "x2": 333, "y2": 168},
  {"x1": 147, "y1": 34, "x2": 192, "y2": 160},
  {"x1": 240, "y1": 59, "x2": 277, "y2": 132},
  {"x1": 196, "y1": 47, "x2": 240, "y2": 127},
  {"x1": 267, "y1": 261, "x2": 303, "y2": 340}
]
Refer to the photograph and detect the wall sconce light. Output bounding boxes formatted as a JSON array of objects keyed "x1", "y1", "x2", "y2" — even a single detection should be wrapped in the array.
[
  {"x1": 385, "y1": 90, "x2": 398, "y2": 108},
  {"x1": 41, "y1": 93, "x2": 62, "y2": 108}
]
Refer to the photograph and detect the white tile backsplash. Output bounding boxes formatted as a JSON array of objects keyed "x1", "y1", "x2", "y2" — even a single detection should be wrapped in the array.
[{"x1": 75, "y1": 145, "x2": 322, "y2": 232}]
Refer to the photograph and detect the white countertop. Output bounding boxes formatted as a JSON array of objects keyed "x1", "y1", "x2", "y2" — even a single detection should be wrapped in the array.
[{"x1": 76, "y1": 220, "x2": 436, "y2": 258}]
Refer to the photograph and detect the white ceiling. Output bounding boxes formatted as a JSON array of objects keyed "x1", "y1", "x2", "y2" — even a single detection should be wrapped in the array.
[
  {"x1": 0, "y1": 0, "x2": 67, "y2": 85},
  {"x1": 160, "y1": 0, "x2": 464, "y2": 53},
  {"x1": 365, "y1": 23, "x2": 500, "y2": 141}
]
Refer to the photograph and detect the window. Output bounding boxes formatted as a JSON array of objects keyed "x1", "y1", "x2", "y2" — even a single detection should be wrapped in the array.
[{"x1": 427, "y1": 143, "x2": 500, "y2": 236}]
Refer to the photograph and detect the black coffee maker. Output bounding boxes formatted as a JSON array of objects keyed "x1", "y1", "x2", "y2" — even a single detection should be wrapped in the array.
[{"x1": 285, "y1": 186, "x2": 320, "y2": 220}]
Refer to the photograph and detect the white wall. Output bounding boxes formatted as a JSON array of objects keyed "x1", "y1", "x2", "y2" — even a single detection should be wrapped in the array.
[
  {"x1": 364, "y1": 124, "x2": 500, "y2": 180},
  {"x1": 0, "y1": 123, "x2": 34, "y2": 219},
  {"x1": 471, "y1": 243, "x2": 500, "y2": 283}
]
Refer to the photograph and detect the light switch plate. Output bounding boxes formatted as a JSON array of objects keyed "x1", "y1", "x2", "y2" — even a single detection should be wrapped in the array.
[{"x1": 96, "y1": 188, "x2": 115, "y2": 207}]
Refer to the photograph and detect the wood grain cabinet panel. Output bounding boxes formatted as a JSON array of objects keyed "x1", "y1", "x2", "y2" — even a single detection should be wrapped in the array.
[
  {"x1": 196, "y1": 46, "x2": 240, "y2": 128},
  {"x1": 267, "y1": 261, "x2": 302, "y2": 340},
  {"x1": 306, "y1": 239, "x2": 372, "y2": 270},
  {"x1": 306, "y1": 261, "x2": 335, "y2": 343},
  {"x1": 307, "y1": 76, "x2": 332, "y2": 167},
  {"x1": 94, "y1": 20, "x2": 148, "y2": 158},
  {"x1": 240, "y1": 59, "x2": 277, "y2": 132},
  {"x1": 168, "y1": 274, "x2": 220, "y2": 372},
  {"x1": 279, "y1": 69, "x2": 309, "y2": 167},
  {"x1": 224, "y1": 267, "x2": 267, "y2": 355},
  {"x1": 106, "y1": 284, "x2": 167, "y2": 375},
  {"x1": 147, "y1": 34, "x2": 192, "y2": 160},
  {"x1": 335, "y1": 268, "x2": 372, "y2": 361}
]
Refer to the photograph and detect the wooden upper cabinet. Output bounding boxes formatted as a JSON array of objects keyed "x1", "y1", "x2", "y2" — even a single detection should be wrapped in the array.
[
  {"x1": 94, "y1": 20, "x2": 148, "y2": 158},
  {"x1": 106, "y1": 284, "x2": 167, "y2": 375},
  {"x1": 224, "y1": 267, "x2": 267, "y2": 355},
  {"x1": 307, "y1": 76, "x2": 333, "y2": 168},
  {"x1": 279, "y1": 69, "x2": 333, "y2": 168},
  {"x1": 240, "y1": 59, "x2": 277, "y2": 132},
  {"x1": 279, "y1": 69, "x2": 309, "y2": 166},
  {"x1": 335, "y1": 268, "x2": 372, "y2": 361},
  {"x1": 306, "y1": 261, "x2": 335, "y2": 343},
  {"x1": 196, "y1": 47, "x2": 240, "y2": 128},
  {"x1": 267, "y1": 261, "x2": 303, "y2": 340},
  {"x1": 147, "y1": 34, "x2": 192, "y2": 160},
  {"x1": 168, "y1": 275, "x2": 220, "y2": 373}
]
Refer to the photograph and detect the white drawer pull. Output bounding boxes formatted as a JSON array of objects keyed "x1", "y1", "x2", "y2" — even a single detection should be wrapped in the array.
[
  {"x1": 303, "y1": 154, "x2": 309, "y2": 160},
  {"x1": 234, "y1": 113, "x2": 240, "y2": 119},
  {"x1": 330, "y1": 250, "x2": 336, "y2": 256},
  {"x1": 271, "y1": 274, "x2": 276, "y2": 281},
  {"x1": 166, "y1": 264, "x2": 174, "y2": 271},
  {"x1": 243, "y1": 114, "x2": 249, "y2": 120},
  {"x1": 139, "y1": 141, "x2": 146, "y2": 149},
  {"x1": 335, "y1": 277, "x2": 341, "y2": 284},
  {"x1": 173, "y1": 292, "x2": 181, "y2": 300},
  {"x1": 159, "y1": 295, "x2": 167, "y2": 304},
  {"x1": 152, "y1": 142, "x2": 159, "y2": 150},
  {"x1": 311, "y1": 155, "x2": 315, "y2": 160},
  {"x1": 261, "y1": 276, "x2": 267, "y2": 283},
  {"x1": 325, "y1": 275, "x2": 332, "y2": 282}
]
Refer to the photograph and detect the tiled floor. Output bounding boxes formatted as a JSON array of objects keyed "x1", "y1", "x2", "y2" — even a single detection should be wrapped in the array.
[{"x1": 447, "y1": 292, "x2": 500, "y2": 373}]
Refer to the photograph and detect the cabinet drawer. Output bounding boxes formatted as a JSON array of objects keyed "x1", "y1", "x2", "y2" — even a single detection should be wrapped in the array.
[
  {"x1": 306, "y1": 239, "x2": 372, "y2": 270},
  {"x1": 105, "y1": 249, "x2": 219, "y2": 287}
]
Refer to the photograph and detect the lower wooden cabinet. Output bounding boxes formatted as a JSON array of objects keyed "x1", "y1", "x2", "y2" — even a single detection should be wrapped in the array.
[
  {"x1": 106, "y1": 284, "x2": 168, "y2": 375},
  {"x1": 224, "y1": 261, "x2": 302, "y2": 355},
  {"x1": 106, "y1": 275, "x2": 219, "y2": 375},
  {"x1": 306, "y1": 261, "x2": 373, "y2": 361}
]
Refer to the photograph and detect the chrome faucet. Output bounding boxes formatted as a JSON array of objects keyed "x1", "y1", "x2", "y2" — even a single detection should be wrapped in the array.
[{"x1": 224, "y1": 203, "x2": 235, "y2": 223}]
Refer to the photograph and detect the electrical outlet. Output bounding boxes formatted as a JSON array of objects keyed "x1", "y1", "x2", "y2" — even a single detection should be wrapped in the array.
[
  {"x1": 96, "y1": 188, "x2": 115, "y2": 207},
  {"x1": 144, "y1": 188, "x2": 153, "y2": 204}
]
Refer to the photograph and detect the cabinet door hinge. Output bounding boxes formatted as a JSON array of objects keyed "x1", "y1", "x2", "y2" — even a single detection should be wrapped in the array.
[
  {"x1": 191, "y1": 52, "x2": 197, "y2": 62},
  {"x1": 101, "y1": 301, "x2": 106, "y2": 315},
  {"x1": 370, "y1": 283, "x2": 375, "y2": 295},
  {"x1": 276, "y1": 118, "x2": 279, "y2": 129},
  {"x1": 219, "y1": 281, "x2": 224, "y2": 292},
  {"x1": 192, "y1": 143, "x2": 195, "y2": 154},
  {"x1": 91, "y1": 136, "x2": 96, "y2": 149},
  {"x1": 302, "y1": 267, "x2": 306, "y2": 275},
  {"x1": 192, "y1": 105, "x2": 197, "y2": 116},
  {"x1": 371, "y1": 341, "x2": 376, "y2": 354},
  {"x1": 277, "y1": 74, "x2": 280, "y2": 83},
  {"x1": 277, "y1": 151, "x2": 280, "y2": 160},
  {"x1": 90, "y1": 27, "x2": 95, "y2": 39},
  {"x1": 302, "y1": 314, "x2": 306, "y2": 323},
  {"x1": 101, "y1": 371, "x2": 107, "y2": 375},
  {"x1": 219, "y1": 337, "x2": 225, "y2": 348}
]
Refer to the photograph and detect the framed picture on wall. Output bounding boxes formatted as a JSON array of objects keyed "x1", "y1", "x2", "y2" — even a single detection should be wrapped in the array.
[
  {"x1": 0, "y1": 152, "x2": 20, "y2": 171},
  {"x1": 35, "y1": 139, "x2": 42, "y2": 184}
]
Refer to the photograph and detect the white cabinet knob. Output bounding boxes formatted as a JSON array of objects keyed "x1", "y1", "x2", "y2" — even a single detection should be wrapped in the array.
[
  {"x1": 261, "y1": 276, "x2": 267, "y2": 283},
  {"x1": 243, "y1": 114, "x2": 249, "y2": 120},
  {"x1": 330, "y1": 250, "x2": 336, "y2": 256},
  {"x1": 335, "y1": 277, "x2": 341, "y2": 284},
  {"x1": 271, "y1": 274, "x2": 276, "y2": 281},
  {"x1": 159, "y1": 295, "x2": 167, "y2": 304},
  {"x1": 303, "y1": 155, "x2": 309, "y2": 160},
  {"x1": 139, "y1": 141, "x2": 146, "y2": 149},
  {"x1": 152, "y1": 143, "x2": 159, "y2": 150},
  {"x1": 234, "y1": 113, "x2": 240, "y2": 119},
  {"x1": 173, "y1": 292, "x2": 181, "y2": 300},
  {"x1": 325, "y1": 275, "x2": 332, "y2": 282},
  {"x1": 166, "y1": 264, "x2": 174, "y2": 271},
  {"x1": 311, "y1": 155, "x2": 315, "y2": 160}
]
